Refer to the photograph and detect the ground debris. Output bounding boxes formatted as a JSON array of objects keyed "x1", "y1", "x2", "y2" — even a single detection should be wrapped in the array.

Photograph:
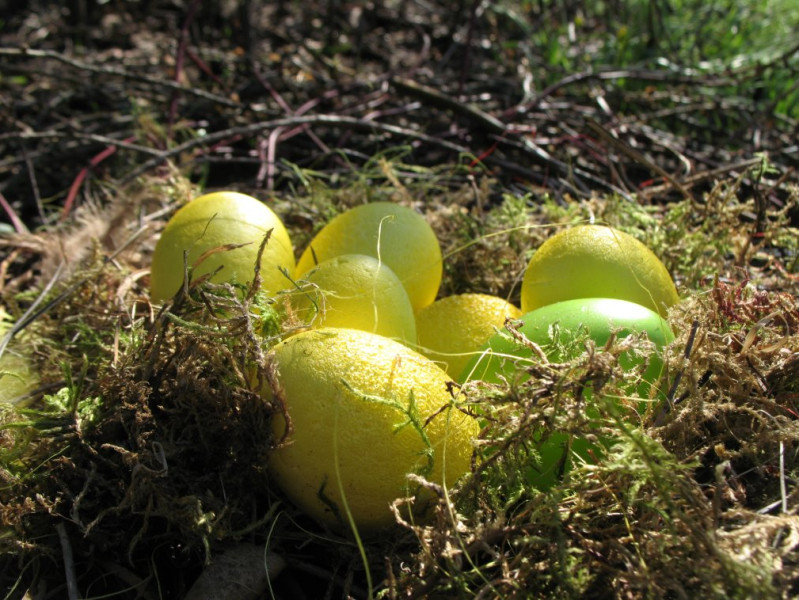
[{"x1": 1, "y1": 1, "x2": 798, "y2": 598}]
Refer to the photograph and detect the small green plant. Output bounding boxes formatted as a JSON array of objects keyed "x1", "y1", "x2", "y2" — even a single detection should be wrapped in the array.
[{"x1": 494, "y1": 0, "x2": 799, "y2": 118}]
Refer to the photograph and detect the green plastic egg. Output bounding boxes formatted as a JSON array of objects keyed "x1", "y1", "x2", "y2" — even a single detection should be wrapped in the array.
[{"x1": 462, "y1": 297, "x2": 674, "y2": 490}]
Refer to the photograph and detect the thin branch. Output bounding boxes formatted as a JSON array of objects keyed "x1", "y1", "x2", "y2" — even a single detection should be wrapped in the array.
[
  {"x1": 118, "y1": 114, "x2": 477, "y2": 183},
  {"x1": 0, "y1": 191, "x2": 28, "y2": 234},
  {"x1": 0, "y1": 262, "x2": 64, "y2": 362},
  {"x1": 61, "y1": 135, "x2": 138, "y2": 222},
  {"x1": 585, "y1": 118, "x2": 696, "y2": 201},
  {"x1": 1, "y1": 130, "x2": 162, "y2": 156},
  {"x1": 167, "y1": 0, "x2": 202, "y2": 137},
  {"x1": 56, "y1": 523, "x2": 80, "y2": 600},
  {"x1": 0, "y1": 46, "x2": 242, "y2": 109},
  {"x1": 640, "y1": 157, "x2": 764, "y2": 198},
  {"x1": 504, "y1": 66, "x2": 736, "y2": 118},
  {"x1": 391, "y1": 77, "x2": 507, "y2": 135},
  {"x1": 20, "y1": 142, "x2": 45, "y2": 223}
]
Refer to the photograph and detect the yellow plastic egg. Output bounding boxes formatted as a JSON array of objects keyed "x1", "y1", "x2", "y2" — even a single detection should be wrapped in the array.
[
  {"x1": 291, "y1": 254, "x2": 417, "y2": 345},
  {"x1": 295, "y1": 202, "x2": 442, "y2": 312},
  {"x1": 265, "y1": 327, "x2": 478, "y2": 532},
  {"x1": 521, "y1": 225, "x2": 679, "y2": 317},
  {"x1": 415, "y1": 293, "x2": 521, "y2": 381},
  {"x1": 150, "y1": 191, "x2": 295, "y2": 302}
]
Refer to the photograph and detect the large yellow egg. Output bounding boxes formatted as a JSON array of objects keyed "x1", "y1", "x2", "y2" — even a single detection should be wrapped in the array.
[
  {"x1": 521, "y1": 225, "x2": 679, "y2": 317},
  {"x1": 150, "y1": 191, "x2": 295, "y2": 302},
  {"x1": 265, "y1": 328, "x2": 478, "y2": 532},
  {"x1": 295, "y1": 203, "x2": 442, "y2": 312},
  {"x1": 291, "y1": 254, "x2": 417, "y2": 345}
]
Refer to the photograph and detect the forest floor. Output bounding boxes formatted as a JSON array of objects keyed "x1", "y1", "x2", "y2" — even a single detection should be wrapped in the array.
[{"x1": 1, "y1": 1, "x2": 798, "y2": 599}]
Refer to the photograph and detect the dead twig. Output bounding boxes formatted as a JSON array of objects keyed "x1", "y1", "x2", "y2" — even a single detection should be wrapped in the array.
[
  {"x1": 0, "y1": 46, "x2": 242, "y2": 109},
  {"x1": 504, "y1": 67, "x2": 734, "y2": 119},
  {"x1": 56, "y1": 523, "x2": 80, "y2": 600},
  {"x1": 0, "y1": 130, "x2": 163, "y2": 156},
  {"x1": 0, "y1": 191, "x2": 28, "y2": 234},
  {"x1": 585, "y1": 118, "x2": 696, "y2": 201},
  {"x1": 116, "y1": 114, "x2": 542, "y2": 185}
]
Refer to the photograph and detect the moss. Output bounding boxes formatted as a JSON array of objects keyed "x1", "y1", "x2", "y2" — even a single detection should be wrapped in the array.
[{"x1": 1, "y1": 161, "x2": 798, "y2": 598}]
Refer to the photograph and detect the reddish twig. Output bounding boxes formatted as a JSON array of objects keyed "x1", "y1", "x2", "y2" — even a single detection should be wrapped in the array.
[
  {"x1": 0, "y1": 191, "x2": 28, "y2": 234},
  {"x1": 185, "y1": 46, "x2": 226, "y2": 88},
  {"x1": 118, "y1": 113, "x2": 551, "y2": 186},
  {"x1": 167, "y1": 0, "x2": 202, "y2": 139},
  {"x1": 61, "y1": 136, "x2": 137, "y2": 222},
  {"x1": 250, "y1": 63, "x2": 334, "y2": 186}
]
